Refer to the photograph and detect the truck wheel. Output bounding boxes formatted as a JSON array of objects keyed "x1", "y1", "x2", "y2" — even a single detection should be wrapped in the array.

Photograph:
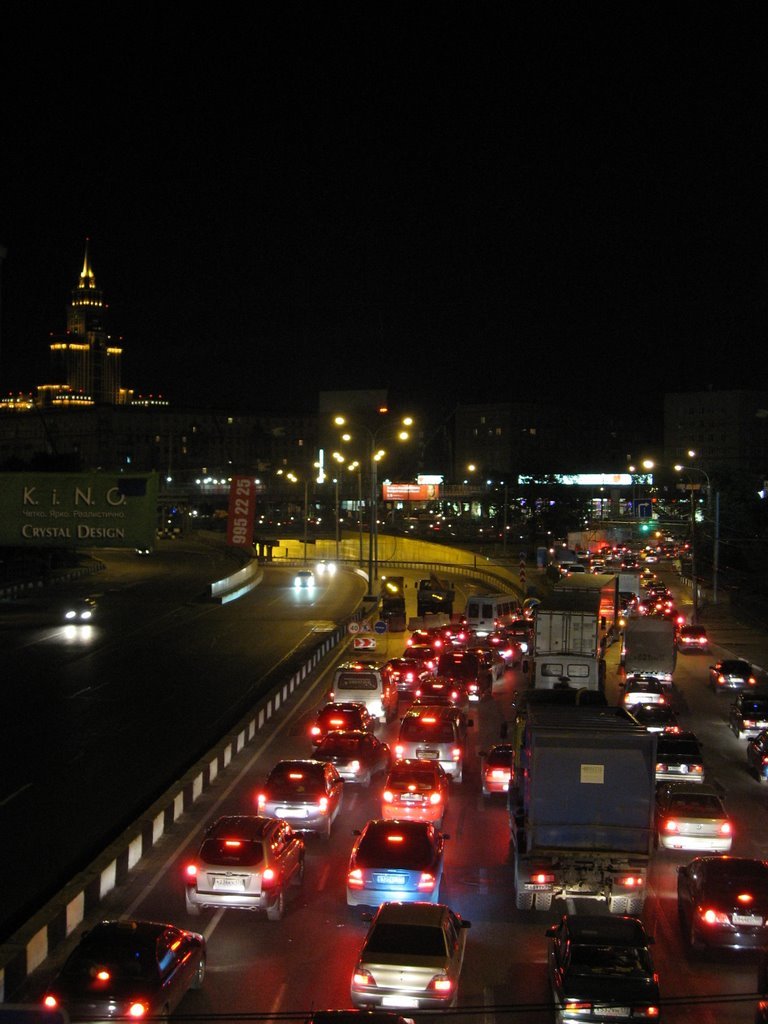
[
  {"x1": 608, "y1": 896, "x2": 628, "y2": 914},
  {"x1": 515, "y1": 889, "x2": 534, "y2": 910},
  {"x1": 534, "y1": 891, "x2": 553, "y2": 911}
]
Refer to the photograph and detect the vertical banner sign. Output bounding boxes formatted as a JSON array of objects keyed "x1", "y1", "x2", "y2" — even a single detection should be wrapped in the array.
[{"x1": 227, "y1": 476, "x2": 256, "y2": 548}]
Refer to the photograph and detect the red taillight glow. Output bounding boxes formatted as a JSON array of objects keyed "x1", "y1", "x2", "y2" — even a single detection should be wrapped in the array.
[
  {"x1": 664, "y1": 819, "x2": 678, "y2": 832},
  {"x1": 533, "y1": 872, "x2": 555, "y2": 884},
  {"x1": 224, "y1": 840, "x2": 242, "y2": 848},
  {"x1": 719, "y1": 822, "x2": 732, "y2": 835},
  {"x1": 387, "y1": 834, "x2": 404, "y2": 843},
  {"x1": 382, "y1": 789, "x2": 394, "y2": 802},
  {"x1": 318, "y1": 796, "x2": 329, "y2": 812},
  {"x1": 701, "y1": 908, "x2": 730, "y2": 925},
  {"x1": 128, "y1": 1003, "x2": 148, "y2": 1018},
  {"x1": 43, "y1": 997, "x2": 58, "y2": 1009},
  {"x1": 422, "y1": 716, "x2": 437, "y2": 724},
  {"x1": 262, "y1": 867, "x2": 276, "y2": 884},
  {"x1": 310, "y1": 726, "x2": 322, "y2": 735},
  {"x1": 289, "y1": 772, "x2": 304, "y2": 779},
  {"x1": 395, "y1": 744, "x2": 404, "y2": 757},
  {"x1": 348, "y1": 868, "x2": 364, "y2": 889},
  {"x1": 619, "y1": 875, "x2": 644, "y2": 887},
  {"x1": 418, "y1": 872, "x2": 436, "y2": 891},
  {"x1": 429, "y1": 790, "x2": 442, "y2": 805},
  {"x1": 428, "y1": 975, "x2": 452, "y2": 993},
  {"x1": 737, "y1": 892, "x2": 754, "y2": 903},
  {"x1": 452, "y1": 747, "x2": 461, "y2": 761},
  {"x1": 257, "y1": 793, "x2": 266, "y2": 810},
  {"x1": 185, "y1": 863, "x2": 198, "y2": 878},
  {"x1": 353, "y1": 967, "x2": 375, "y2": 986}
]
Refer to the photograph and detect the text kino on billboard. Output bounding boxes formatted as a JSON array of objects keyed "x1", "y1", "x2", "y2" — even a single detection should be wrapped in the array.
[{"x1": 0, "y1": 472, "x2": 158, "y2": 548}]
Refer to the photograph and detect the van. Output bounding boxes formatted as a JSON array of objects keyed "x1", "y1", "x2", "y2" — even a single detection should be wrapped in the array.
[
  {"x1": 330, "y1": 660, "x2": 398, "y2": 723},
  {"x1": 395, "y1": 704, "x2": 472, "y2": 782},
  {"x1": 463, "y1": 593, "x2": 521, "y2": 637}
]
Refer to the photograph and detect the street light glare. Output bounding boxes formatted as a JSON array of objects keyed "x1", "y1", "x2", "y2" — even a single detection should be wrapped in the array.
[{"x1": 642, "y1": 459, "x2": 654, "y2": 470}]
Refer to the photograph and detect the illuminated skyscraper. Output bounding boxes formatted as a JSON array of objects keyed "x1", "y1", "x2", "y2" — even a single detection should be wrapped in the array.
[{"x1": 45, "y1": 240, "x2": 125, "y2": 406}]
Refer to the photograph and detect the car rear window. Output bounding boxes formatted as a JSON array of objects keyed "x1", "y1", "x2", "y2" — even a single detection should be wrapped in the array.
[
  {"x1": 437, "y1": 653, "x2": 479, "y2": 678},
  {"x1": 336, "y1": 672, "x2": 379, "y2": 690},
  {"x1": 62, "y1": 943, "x2": 156, "y2": 984},
  {"x1": 389, "y1": 769, "x2": 437, "y2": 791},
  {"x1": 364, "y1": 922, "x2": 447, "y2": 957},
  {"x1": 400, "y1": 718, "x2": 455, "y2": 743},
  {"x1": 356, "y1": 829, "x2": 434, "y2": 868},
  {"x1": 200, "y1": 838, "x2": 264, "y2": 867},
  {"x1": 267, "y1": 767, "x2": 324, "y2": 795}
]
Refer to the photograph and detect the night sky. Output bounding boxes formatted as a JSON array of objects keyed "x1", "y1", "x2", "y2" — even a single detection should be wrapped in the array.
[{"x1": 1, "y1": 4, "x2": 766, "y2": 422}]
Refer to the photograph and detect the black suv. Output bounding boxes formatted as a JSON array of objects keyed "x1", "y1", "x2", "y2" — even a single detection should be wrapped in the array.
[{"x1": 655, "y1": 731, "x2": 705, "y2": 783}]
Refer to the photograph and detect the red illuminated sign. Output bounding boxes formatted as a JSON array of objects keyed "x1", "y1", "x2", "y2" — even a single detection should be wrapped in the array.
[
  {"x1": 381, "y1": 483, "x2": 440, "y2": 501},
  {"x1": 226, "y1": 476, "x2": 256, "y2": 548}
]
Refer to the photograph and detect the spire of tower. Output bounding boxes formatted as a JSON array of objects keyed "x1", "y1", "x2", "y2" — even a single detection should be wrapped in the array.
[{"x1": 78, "y1": 237, "x2": 96, "y2": 290}]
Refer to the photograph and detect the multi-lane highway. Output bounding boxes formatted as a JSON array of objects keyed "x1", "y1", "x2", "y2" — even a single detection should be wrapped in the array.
[{"x1": 10, "y1": 560, "x2": 768, "y2": 1023}]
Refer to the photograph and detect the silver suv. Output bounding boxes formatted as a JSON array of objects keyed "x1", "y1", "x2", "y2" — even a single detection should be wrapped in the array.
[
  {"x1": 184, "y1": 815, "x2": 304, "y2": 920},
  {"x1": 395, "y1": 705, "x2": 472, "y2": 782}
]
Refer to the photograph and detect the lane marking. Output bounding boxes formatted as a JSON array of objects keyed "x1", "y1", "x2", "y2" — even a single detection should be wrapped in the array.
[{"x1": 0, "y1": 782, "x2": 33, "y2": 807}]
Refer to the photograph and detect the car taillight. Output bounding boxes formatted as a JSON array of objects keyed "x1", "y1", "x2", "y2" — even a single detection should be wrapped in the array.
[
  {"x1": 429, "y1": 790, "x2": 442, "y2": 805},
  {"x1": 353, "y1": 967, "x2": 375, "y2": 986},
  {"x1": 635, "y1": 1007, "x2": 659, "y2": 1018},
  {"x1": 750, "y1": 677, "x2": 758, "y2": 686},
  {"x1": 128, "y1": 1003, "x2": 148, "y2": 1018},
  {"x1": 452, "y1": 747, "x2": 461, "y2": 761},
  {"x1": 656, "y1": 763, "x2": 667, "y2": 772},
  {"x1": 490, "y1": 768, "x2": 510, "y2": 780},
  {"x1": 690, "y1": 765, "x2": 704, "y2": 774},
  {"x1": 43, "y1": 996, "x2": 58, "y2": 1009},
  {"x1": 414, "y1": 689, "x2": 422, "y2": 698},
  {"x1": 745, "y1": 720, "x2": 757, "y2": 728},
  {"x1": 348, "y1": 868, "x2": 364, "y2": 889},
  {"x1": 261, "y1": 867, "x2": 277, "y2": 888},
  {"x1": 762, "y1": 756, "x2": 768, "y2": 765},
  {"x1": 310, "y1": 726, "x2": 321, "y2": 737},
  {"x1": 427, "y1": 974, "x2": 452, "y2": 993},
  {"x1": 185, "y1": 863, "x2": 198, "y2": 879},
  {"x1": 349, "y1": 760, "x2": 361, "y2": 773},
  {"x1": 395, "y1": 744, "x2": 404, "y2": 757},
  {"x1": 257, "y1": 793, "x2": 266, "y2": 810},
  {"x1": 663, "y1": 819, "x2": 678, "y2": 832},
  {"x1": 717, "y1": 675, "x2": 725, "y2": 685},
  {"x1": 564, "y1": 1000, "x2": 592, "y2": 1013},
  {"x1": 382, "y1": 789, "x2": 394, "y2": 802},
  {"x1": 719, "y1": 822, "x2": 732, "y2": 835},
  {"x1": 701, "y1": 908, "x2": 730, "y2": 925},
  {"x1": 318, "y1": 796, "x2": 329, "y2": 812},
  {"x1": 418, "y1": 872, "x2": 436, "y2": 891}
]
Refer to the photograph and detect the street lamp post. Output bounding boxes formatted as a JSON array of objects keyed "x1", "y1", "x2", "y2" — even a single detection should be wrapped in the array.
[
  {"x1": 334, "y1": 477, "x2": 340, "y2": 561},
  {"x1": 675, "y1": 463, "x2": 716, "y2": 608},
  {"x1": 334, "y1": 413, "x2": 413, "y2": 595}
]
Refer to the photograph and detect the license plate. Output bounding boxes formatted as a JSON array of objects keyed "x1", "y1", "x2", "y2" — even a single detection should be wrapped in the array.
[
  {"x1": 382, "y1": 996, "x2": 419, "y2": 1009},
  {"x1": 277, "y1": 807, "x2": 307, "y2": 818},
  {"x1": 375, "y1": 874, "x2": 406, "y2": 886},
  {"x1": 600, "y1": 1007, "x2": 630, "y2": 1017},
  {"x1": 733, "y1": 913, "x2": 763, "y2": 926},
  {"x1": 212, "y1": 877, "x2": 245, "y2": 891},
  {"x1": 524, "y1": 883, "x2": 551, "y2": 890},
  {"x1": 416, "y1": 749, "x2": 439, "y2": 759},
  {"x1": 401, "y1": 794, "x2": 423, "y2": 803}
]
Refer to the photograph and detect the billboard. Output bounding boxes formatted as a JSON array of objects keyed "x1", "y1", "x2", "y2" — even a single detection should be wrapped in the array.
[
  {"x1": 0, "y1": 472, "x2": 159, "y2": 548},
  {"x1": 226, "y1": 476, "x2": 257, "y2": 548},
  {"x1": 382, "y1": 482, "x2": 441, "y2": 501}
]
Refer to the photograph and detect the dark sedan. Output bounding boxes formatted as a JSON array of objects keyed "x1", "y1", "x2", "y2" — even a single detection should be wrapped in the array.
[
  {"x1": 42, "y1": 919, "x2": 205, "y2": 1022},
  {"x1": 729, "y1": 693, "x2": 768, "y2": 740},
  {"x1": 709, "y1": 658, "x2": 758, "y2": 694},
  {"x1": 312, "y1": 730, "x2": 392, "y2": 785},
  {"x1": 677, "y1": 856, "x2": 768, "y2": 952},
  {"x1": 546, "y1": 914, "x2": 660, "y2": 1023}
]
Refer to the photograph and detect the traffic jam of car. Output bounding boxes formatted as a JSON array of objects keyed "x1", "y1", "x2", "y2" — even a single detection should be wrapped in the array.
[{"x1": 23, "y1": 557, "x2": 768, "y2": 1023}]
